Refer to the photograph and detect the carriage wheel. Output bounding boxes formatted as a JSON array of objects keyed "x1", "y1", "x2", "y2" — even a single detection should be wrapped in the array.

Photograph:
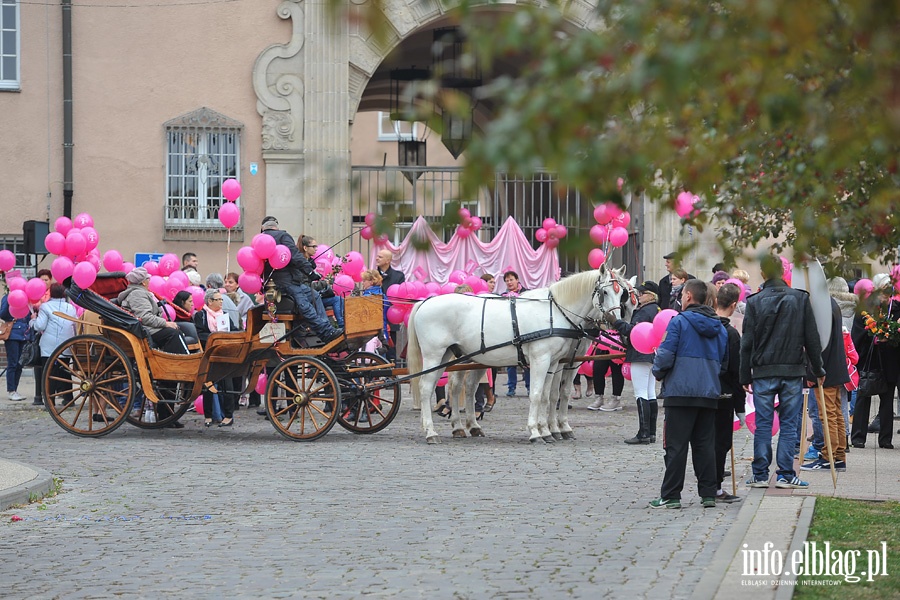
[
  {"x1": 337, "y1": 352, "x2": 401, "y2": 434},
  {"x1": 265, "y1": 356, "x2": 340, "y2": 441},
  {"x1": 126, "y1": 381, "x2": 193, "y2": 429},
  {"x1": 42, "y1": 335, "x2": 134, "y2": 438}
]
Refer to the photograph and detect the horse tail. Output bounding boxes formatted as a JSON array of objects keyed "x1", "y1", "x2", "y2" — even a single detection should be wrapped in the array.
[{"x1": 406, "y1": 301, "x2": 424, "y2": 409}]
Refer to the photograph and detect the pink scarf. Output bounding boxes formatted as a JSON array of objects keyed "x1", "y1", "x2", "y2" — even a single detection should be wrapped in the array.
[{"x1": 203, "y1": 305, "x2": 225, "y2": 333}]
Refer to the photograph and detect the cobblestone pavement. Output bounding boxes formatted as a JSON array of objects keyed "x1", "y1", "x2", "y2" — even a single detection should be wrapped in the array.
[{"x1": 1, "y1": 378, "x2": 755, "y2": 599}]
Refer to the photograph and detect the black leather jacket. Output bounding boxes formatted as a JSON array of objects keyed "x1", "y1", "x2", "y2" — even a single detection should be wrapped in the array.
[
  {"x1": 261, "y1": 229, "x2": 308, "y2": 287},
  {"x1": 614, "y1": 301, "x2": 659, "y2": 363},
  {"x1": 739, "y1": 279, "x2": 825, "y2": 384}
]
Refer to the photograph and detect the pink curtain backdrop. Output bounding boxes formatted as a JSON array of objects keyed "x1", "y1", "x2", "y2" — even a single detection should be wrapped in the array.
[{"x1": 374, "y1": 216, "x2": 561, "y2": 288}]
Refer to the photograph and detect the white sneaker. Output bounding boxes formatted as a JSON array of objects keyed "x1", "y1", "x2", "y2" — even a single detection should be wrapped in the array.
[
  {"x1": 9, "y1": 391, "x2": 25, "y2": 401},
  {"x1": 587, "y1": 397, "x2": 605, "y2": 411},
  {"x1": 600, "y1": 396, "x2": 623, "y2": 411}
]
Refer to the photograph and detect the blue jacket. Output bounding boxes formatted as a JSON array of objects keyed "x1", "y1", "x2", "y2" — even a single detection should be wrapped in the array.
[
  {"x1": 652, "y1": 304, "x2": 728, "y2": 408},
  {"x1": 0, "y1": 295, "x2": 30, "y2": 341}
]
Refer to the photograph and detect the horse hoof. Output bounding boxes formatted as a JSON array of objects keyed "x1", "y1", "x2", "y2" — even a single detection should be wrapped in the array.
[
  {"x1": 452, "y1": 429, "x2": 467, "y2": 438},
  {"x1": 551, "y1": 432, "x2": 563, "y2": 440},
  {"x1": 561, "y1": 431, "x2": 576, "y2": 440},
  {"x1": 469, "y1": 428, "x2": 485, "y2": 437},
  {"x1": 530, "y1": 437, "x2": 541, "y2": 444},
  {"x1": 542, "y1": 435, "x2": 556, "y2": 443},
  {"x1": 426, "y1": 436, "x2": 441, "y2": 445}
]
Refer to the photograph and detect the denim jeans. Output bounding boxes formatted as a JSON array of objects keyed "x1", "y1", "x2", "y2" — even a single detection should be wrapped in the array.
[
  {"x1": 321, "y1": 294, "x2": 345, "y2": 327},
  {"x1": 283, "y1": 283, "x2": 333, "y2": 338},
  {"x1": 752, "y1": 376, "x2": 804, "y2": 480}
]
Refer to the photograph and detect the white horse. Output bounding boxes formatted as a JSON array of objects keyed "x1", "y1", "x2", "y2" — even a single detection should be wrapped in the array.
[{"x1": 407, "y1": 266, "x2": 632, "y2": 444}]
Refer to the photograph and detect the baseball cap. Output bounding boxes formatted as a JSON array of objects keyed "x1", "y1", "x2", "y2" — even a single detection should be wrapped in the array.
[
  {"x1": 663, "y1": 252, "x2": 676, "y2": 260},
  {"x1": 261, "y1": 216, "x2": 279, "y2": 230},
  {"x1": 636, "y1": 280, "x2": 660, "y2": 295}
]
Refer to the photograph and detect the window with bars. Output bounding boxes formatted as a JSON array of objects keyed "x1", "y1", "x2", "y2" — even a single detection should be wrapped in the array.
[
  {"x1": 0, "y1": 0, "x2": 19, "y2": 91},
  {"x1": 164, "y1": 107, "x2": 243, "y2": 240}
]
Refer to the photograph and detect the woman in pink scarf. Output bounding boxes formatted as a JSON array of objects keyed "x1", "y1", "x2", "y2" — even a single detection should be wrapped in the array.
[{"x1": 193, "y1": 288, "x2": 239, "y2": 427}]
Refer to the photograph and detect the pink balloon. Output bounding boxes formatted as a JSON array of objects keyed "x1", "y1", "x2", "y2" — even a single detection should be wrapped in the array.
[
  {"x1": 157, "y1": 253, "x2": 179, "y2": 277},
  {"x1": 675, "y1": 191, "x2": 700, "y2": 218},
  {"x1": 65, "y1": 231, "x2": 87, "y2": 257},
  {"x1": 652, "y1": 309, "x2": 679, "y2": 342},
  {"x1": 535, "y1": 228, "x2": 548, "y2": 243},
  {"x1": 167, "y1": 270, "x2": 190, "y2": 291},
  {"x1": 73, "y1": 212, "x2": 93, "y2": 228},
  {"x1": 386, "y1": 284, "x2": 402, "y2": 302},
  {"x1": 613, "y1": 211, "x2": 631, "y2": 228},
  {"x1": 218, "y1": 202, "x2": 240, "y2": 229},
  {"x1": 315, "y1": 256, "x2": 333, "y2": 277},
  {"x1": 122, "y1": 262, "x2": 135, "y2": 274},
  {"x1": 6, "y1": 277, "x2": 25, "y2": 293},
  {"x1": 425, "y1": 282, "x2": 441, "y2": 294},
  {"x1": 269, "y1": 244, "x2": 291, "y2": 269},
  {"x1": 255, "y1": 373, "x2": 268, "y2": 395},
  {"x1": 605, "y1": 203, "x2": 624, "y2": 221},
  {"x1": 588, "y1": 248, "x2": 607, "y2": 269},
  {"x1": 578, "y1": 360, "x2": 594, "y2": 377},
  {"x1": 545, "y1": 237, "x2": 559, "y2": 249},
  {"x1": 50, "y1": 256, "x2": 74, "y2": 282},
  {"x1": 459, "y1": 207, "x2": 471, "y2": 220},
  {"x1": 25, "y1": 278, "x2": 48, "y2": 302},
  {"x1": 102, "y1": 250, "x2": 124, "y2": 272},
  {"x1": 622, "y1": 362, "x2": 632, "y2": 380},
  {"x1": 251, "y1": 234, "x2": 276, "y2": 260},
  {"x1": 333, "y1": 274, "x2": 355, "y2": 297},
  {"x1": 542, "y1": 217, "x2": 557, "y2": 231},
  {"x1": 854, "y1": 278, "x2": 874, "y2": 297},
  {"x1": 188, "y1": 286, "x2": 205, "y2": 310},
  {"x1": 81, "y1": 226, "x2": 99, "y2": 251},
  {"x1": 238, "y1": 272, "x2": 262, "y2": 295},
  {"x1": 316, "y1": 244, "x2": 334, "y2": 262},
  {"x1": 629, "y1": 321, "x2": 657, "y2": 354},
  {"x1": 463, "y1": 276, "x2": 483, "y2": 292},
  {"x1": 193, "y1": 397, "x2": 204, "y2": 415},
  {"x1": 44, "y1": 232, "x2": 66, "y2": 256},
  {"x1": 440, "y1": 283, "x2": 457, "y2": 295},
  {"x1": 0, "y1": 249, "x2": 15, "y2": 272},
  {"x1": 609, "y1": 226, "x2": 629, "y2": 248},
  {"x1": 386, "y1": 305, "x2": 405, "y2": 325},
  {"x1": 343, "y1": 252, "x2": 365, "y2": 281},
  {"x1": 148, "y1": 276, "x2": 167, "y2": 297},
  {"x1": 593, "y1": 204, "x2": 613, "y2": 225},
  {"x1": 162, "y1": 304, "x2": 176, "y2": 321},
  {"x1": 9, "y1": 303, "x2": 30, "y2": 320},
  {"x1": 143, "y1": 260, "x2": 159, "y2": 276},
  {"x1": 72, "y1": 262, "x2": 97, "y2": 289},
  {"x1": 7, "y1": 289, "x2": 28, "y2": 309},
  {"x1": 236, "y1": 246, "x2": 263, "y2": 273},
  {"x1": 222, "y1": 178, "x2": 242, "y2": 202},
  {"x1": 456, "y1": 226, "x2": 472, "y2": 238},
  {"x1": 723, "y1": 278, "x2": 748, "y2": 301},
  {"x1": 54, "y1": 216, "x2": 73, "y2": 236},
  {"x1": 360, "y1": 226, "x2": 374, "y2": 240},
  {"x1": 364, "y1": 212, "x2": 376, "y2": 227},
  {"x1": 448, "y1": 270, "x2": 467, "y2": 285},
  {"x1": 744, "y1": 412, "x2": 755, "y2": 433},
  {"x1": 554, "y1": 225, "x2": 568, "y2": 239},
  {"x1": 470, "y1": 216, "x2": 483, "y2": 230},
  {"x1": 733, "y1": 415, "x2": 742, "y2": 432}
]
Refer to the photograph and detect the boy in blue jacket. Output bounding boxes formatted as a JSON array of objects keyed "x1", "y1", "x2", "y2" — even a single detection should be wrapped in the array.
[{"x1": 649, "y1": 279, "x2": 728, "y2": 509}]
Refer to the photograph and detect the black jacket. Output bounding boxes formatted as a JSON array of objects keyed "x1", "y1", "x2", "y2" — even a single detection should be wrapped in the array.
[
  {"x1": 262, "y1": 229, "x2": 308, "y2": 287},
  {"x1": 718, "y1": 315, "x2": 746, "y2": 414},
  {"x1": 851, "y1": 297, "x2": 900, "y2": 385},
  {"x1": 193, "y1": 310, "x2": 239, "y2": 345},
  {"x1": 739, "y1": 278, "x2": 825, "y2": 384},
  {"x1": 658, "y1": 272, "x2": 695, "y2": 310},
  {"x1": 806, "y1": 298, "x2": 851, "y2": 388},
  {"x1": 614, "y1": 301, "x2": 659, "y2": 363},
  {"x1": 379, "y1": 266, "x2": 406, "y2": 331}
]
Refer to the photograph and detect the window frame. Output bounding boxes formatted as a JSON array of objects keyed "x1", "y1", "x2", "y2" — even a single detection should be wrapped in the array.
[
  {"x1": 0, "y1": 0, "x2": 20, "y2": 91},
  {"x1": 377, "y1": 111, "x2": 420, "y2": 142}
]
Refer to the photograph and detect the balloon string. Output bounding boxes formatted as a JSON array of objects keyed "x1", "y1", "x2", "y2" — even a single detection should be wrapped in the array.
[
  {"x1": 311, "y1": 228, "x2": 366, "y2": 263},
  {"x1": 225, "y1": 229, "x2": 231, "y2": 275}
]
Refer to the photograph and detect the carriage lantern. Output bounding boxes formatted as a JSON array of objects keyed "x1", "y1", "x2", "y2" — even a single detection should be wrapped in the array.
[
  {"x1": 390, "y1": 67, "x2": 430, "y2": 183},
  {"x1": 432, "y1": 27, "x2": 481, "y2": 159}
]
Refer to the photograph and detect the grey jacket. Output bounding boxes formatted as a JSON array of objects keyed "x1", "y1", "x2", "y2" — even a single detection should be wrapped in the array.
[{"x1": 118, "y1": 284, "x2": 168, "y2": 334}]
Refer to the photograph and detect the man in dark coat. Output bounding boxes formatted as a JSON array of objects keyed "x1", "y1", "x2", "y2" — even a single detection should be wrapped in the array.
[
  {"x1": 260, "y1": 216, "x2": 341, "y2": 342},
  {"x1": 649, "y1": 279, "x2": 728, "y2": 509},
  {"x1": 658, "y1": 252, "x2": 696, "y2": 310},
  {"x1": 714, "y1": 283, "x2": 746, "y2": 503},
  {"x1": 801, "y1": 297, "x2": 851, "y2": 471},
  {"x1": 375, "y1": 248, "x2": 405, "y2": 360},
  {"x1": 740, "y1": 254, "x2": 825, "y2": 489}
]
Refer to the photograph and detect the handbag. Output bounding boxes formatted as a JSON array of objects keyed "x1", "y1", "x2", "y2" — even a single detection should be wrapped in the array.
[
  {"x1": 0, "y1": 320, "x2": 11, "y2": 342},
  {"x1": 857, "y1": 337, "x2": 889, "y2": 397},
  {"x1": 19, "y1": 332, "x2": 42, "y2": 367}
]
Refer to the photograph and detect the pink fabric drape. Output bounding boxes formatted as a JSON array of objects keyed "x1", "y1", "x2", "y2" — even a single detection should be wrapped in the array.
[{"x1": 374, "y1": 216, "x2": 560, "y2": 289}]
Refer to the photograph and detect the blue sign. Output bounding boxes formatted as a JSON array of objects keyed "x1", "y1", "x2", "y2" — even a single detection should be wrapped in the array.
[
  {"x1": 134, "y1": 252, "x2": 165, "y2": 267},
  {"x1": 250, "y1": 162, "x2": 258, "y2": 175}
]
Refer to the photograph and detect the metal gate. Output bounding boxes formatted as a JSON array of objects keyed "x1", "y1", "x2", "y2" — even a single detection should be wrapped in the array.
[{"x1": 349, "y1": 165, "x2": 641, "y2": 277}]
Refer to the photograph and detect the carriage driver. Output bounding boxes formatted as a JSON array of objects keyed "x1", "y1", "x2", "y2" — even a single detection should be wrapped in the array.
[{"x1": 260, "y1": 216, "x2": 342, "y2": 343}]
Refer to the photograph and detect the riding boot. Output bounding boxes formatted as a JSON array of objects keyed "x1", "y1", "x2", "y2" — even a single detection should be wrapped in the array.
[
  {"x1": 625, "y1": 398, "x2": 648, "y2": 444},
  {"x1": 646, "y1": 399, "x2": 659, "y2": 443}
]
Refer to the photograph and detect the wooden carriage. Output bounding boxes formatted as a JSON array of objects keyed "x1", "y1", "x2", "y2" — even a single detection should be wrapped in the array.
[{"x1": 43, "y1": 276, "x2": 399, "y2": 441}]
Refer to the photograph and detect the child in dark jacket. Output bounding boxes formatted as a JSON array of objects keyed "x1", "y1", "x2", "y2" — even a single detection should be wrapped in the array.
[{"x1": 713, "y1": 283, "x2": 746, "y2": 503}]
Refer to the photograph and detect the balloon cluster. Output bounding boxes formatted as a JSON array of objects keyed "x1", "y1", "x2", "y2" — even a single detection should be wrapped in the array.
[
  {"x1": 359, "y1": 213, "x2": 389, "y2": 244},
  {"x1": 384, "y1": 271, "x2": 492, "y2": 326},
  {"x1": 674, "y1": 191, "x2": 701, "y2": 219},
  {"x1": 588, "y1": 202, "x2": 630, "y2": 269},
  {"x1": 218, "y1": 179, "x2": 241, "y2": 229},
  {"x1": 627, "y1": 309, "x2": 679, "y2": 354},
  {"x1": 235, "y1": 234, "x2": 291, "y2": 295},
  {"x1": 455, "y1": 208, "x2": 483, "y2": 239},
  {"x1": 42, "y1": 213, "x2": 108, "y2": 290},
  {"x1": 535, "y1": 217, "x2": 568, "y2": 250}
]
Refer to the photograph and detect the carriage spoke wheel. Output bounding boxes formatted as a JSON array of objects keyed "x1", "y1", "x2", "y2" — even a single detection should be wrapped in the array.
[
  {"x1": 126, "y1": 381, "x2": 193, "y2": 429},
  {"x1": 265, "y1": 356, "x2": 340, "y2": 441},
  {"x1": 337, "y1": 352, "x2": 401, "y2": 434},
  {"x1": 42, "y1": 335, "x2": 134, "y2": 438}
]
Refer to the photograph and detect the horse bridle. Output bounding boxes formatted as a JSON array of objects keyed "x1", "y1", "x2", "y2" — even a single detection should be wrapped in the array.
[{"x1": 591, "y1": 272, "x2": 638, "y2": 322}]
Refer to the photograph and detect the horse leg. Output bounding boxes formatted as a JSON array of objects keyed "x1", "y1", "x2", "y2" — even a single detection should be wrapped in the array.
[
  {"x1": 418, "y1": 362, "x2": 448, "y2": 444},
  {"x1": 558, "y1": 364, "x2": 579, "y2": 440},
  {"x1": 547, "y1": 368, "x2": 563, "y2": 440},
  {"x1": 448, "y1": 373, "x2": 466, "y2": 438},
  {"x1": 526, "y1": 361, "x2": 553, "y2": 443}
]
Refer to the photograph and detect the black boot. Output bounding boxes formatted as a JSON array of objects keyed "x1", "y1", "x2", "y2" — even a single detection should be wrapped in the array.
[
  {"x1": 625, "y1": 398, "x2": 650, "y2": 444},
  {"x1": 646, "y1": 399, "x2": 658, "y2": 443}
]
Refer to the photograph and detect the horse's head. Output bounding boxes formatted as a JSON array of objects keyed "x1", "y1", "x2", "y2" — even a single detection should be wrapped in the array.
[{"x1": 592, "y1": 265, "x2": 638, "y2": 325}]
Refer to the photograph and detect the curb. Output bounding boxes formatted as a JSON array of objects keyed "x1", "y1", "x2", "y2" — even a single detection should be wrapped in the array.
[
  {"x1": 0, "y1": 461, "x2": 56, "y2": 512},
  {"x1": 774, "y1": 495, "x2": 816, "y2": 600}
]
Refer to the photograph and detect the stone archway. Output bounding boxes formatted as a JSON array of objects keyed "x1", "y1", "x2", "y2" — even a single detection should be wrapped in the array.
[{"x1": 252, "y1": 0, "x2": 605, "y2": 247}]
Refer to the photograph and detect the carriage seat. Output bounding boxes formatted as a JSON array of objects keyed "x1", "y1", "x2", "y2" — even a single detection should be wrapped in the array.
[{"x1": 176, "y1": 321, "x2": 201, "y2": 350}]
